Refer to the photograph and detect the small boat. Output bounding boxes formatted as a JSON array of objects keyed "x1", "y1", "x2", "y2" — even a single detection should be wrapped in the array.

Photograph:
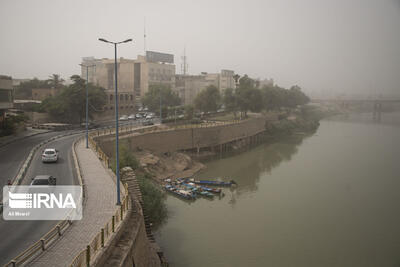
[
  {"x1": 190, "y1": 179, "x2": 237, "y2": 187},
  {"x1": 199, "y1": 186, "x2": 221, "y2": 194},
  {"x1": 164, "y1": 185, "x2": 196, "y2": 200}
]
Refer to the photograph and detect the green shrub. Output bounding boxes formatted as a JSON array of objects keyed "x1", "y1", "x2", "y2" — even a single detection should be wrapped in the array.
[{"x1": 137, "y1": 174, "x2": 167, "y2": 228}]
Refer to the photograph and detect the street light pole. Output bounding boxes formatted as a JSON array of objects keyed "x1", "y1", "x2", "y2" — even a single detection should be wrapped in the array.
[
  {"x1": 160, "y1": 93, "x2": 162, "y2": 124},
  {"x1": 79, "y1": 64, "x2": 96, "y2": 149},
  {"x1": 99, "y1": 37, "x2": 132, "y2": 205}
]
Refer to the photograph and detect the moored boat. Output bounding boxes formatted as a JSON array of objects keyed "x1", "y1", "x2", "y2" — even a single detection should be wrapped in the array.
[
  {"x1": 164, "y1": 184, "x2": 196, "y2": 200},
  {"x1": 190, "y1": 179, "x2": 237, "y2": 187}
]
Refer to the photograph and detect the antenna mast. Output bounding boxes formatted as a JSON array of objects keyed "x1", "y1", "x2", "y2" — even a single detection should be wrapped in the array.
[
  {"x1": 181, "y1": 46, "x2": 188, "y2": 75},
  {"x1": 144, "y1": 17, "x2": 147, "y2": 54}
]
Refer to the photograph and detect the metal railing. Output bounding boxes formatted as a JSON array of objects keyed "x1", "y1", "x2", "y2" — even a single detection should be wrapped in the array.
[
  {"x1": 68, "y1": 133, "x2": 131, "y2": 267},
  {"x1": 70, "y1": 185, "x2": 130, "y2": 267},
  {"x1": 89, "y1": 119, "x2": 244, "y2": 142}
]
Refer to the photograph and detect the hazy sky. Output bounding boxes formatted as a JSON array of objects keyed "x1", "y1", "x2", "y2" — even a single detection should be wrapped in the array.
[{"x1": 0, "y1": 0, "x2": 399, "y2": 96}]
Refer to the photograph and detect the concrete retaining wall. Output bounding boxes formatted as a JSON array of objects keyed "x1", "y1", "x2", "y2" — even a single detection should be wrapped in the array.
[{"x1": 99, "y1": 117, "x2": 270, "y2": 156}]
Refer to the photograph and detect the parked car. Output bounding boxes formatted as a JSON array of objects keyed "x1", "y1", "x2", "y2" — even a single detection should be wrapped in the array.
[
  {"x1": 135, "y1": 113, "x2": 142, "y2": 119},
  {"x1": 30, "y1": 175, "x2": 57, "y2": 185},
  {"x1": 119, "y1": 115, "x2": 128, "y2": 121},
  {"x1": 146, "y1": 114, "x2": 154, "y2": 119},
  {"x1": 128, "y1": 114, "x2": 136, "y2": 120},
  {"x1": 142, "y1": 120, "x2": 154, "y2": 126},
  {"x1": 42, "y1": 148, "x2": 58, "y2": 163}
]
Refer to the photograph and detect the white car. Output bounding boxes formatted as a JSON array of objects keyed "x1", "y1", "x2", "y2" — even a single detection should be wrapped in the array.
[
  {"x1": 119, "y1": 115, "x2": 128, "y2": 121},
  {"x1": 128, "y1": 114, "x2": 136, "y2": 120},
  {"x1": 42, "y1": 148, "x2": 58, "y2": 163}
]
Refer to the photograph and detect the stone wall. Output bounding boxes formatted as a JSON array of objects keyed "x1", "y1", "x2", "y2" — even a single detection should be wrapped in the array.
[
  {"x1": 98, "y1": 117, "x2": 273, "y2": 156},
  {"x1": 95, "y1": 167, "x2": 162, "y2": 267}
]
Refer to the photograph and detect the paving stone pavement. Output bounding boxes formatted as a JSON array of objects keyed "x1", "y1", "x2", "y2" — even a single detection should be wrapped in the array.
[{"x1": 29, "y1": 139, "x2": 118, "y2": 266}]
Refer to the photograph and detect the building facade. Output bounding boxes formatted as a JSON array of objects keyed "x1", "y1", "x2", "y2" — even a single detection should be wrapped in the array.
[
  {"x1": 175, "y1": 70, "x2": 235, "y2": 105},
  {"x1": 0, "y1": 75, "x2": 14, "y2": 128},
  {"x1": 0, "y1": 75, "x2": 13, "y2": 110},
  {"x1": 81, "y1": 51, "x2": 175, "y2": 116},
  {"x1": 32, "y1": 88, "x2": 59, "y2": 101}
]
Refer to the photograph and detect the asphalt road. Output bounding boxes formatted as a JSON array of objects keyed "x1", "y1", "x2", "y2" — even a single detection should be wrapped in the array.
[
  {"x1": 0, "y1": 131, "x2": 66, "y2": 189},
  {"x1": 0, "y1": 120, "x2": 157, "y2": 264},
  {"x1": 0, "y1": 133, "x2": 81, "y2": 265}
]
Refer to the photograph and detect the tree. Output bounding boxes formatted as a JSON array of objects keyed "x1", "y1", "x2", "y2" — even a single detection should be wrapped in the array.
[
  {"x1": 236, "y1": 75, "x2": 260, "y2": 117},
  {"x1": 14, "y1": 77, "x2": 52, "y2": 99},
  {"x1": 184, "y1": 105, "x2": 194, "y2": 120},
  {"x1": 40, "y1": 75, "x2": 106, "y2": 123},
  {"x1": 288, "y1": 85, "x2": 310, "y2": 107},
  {"x1": 142, "y1": 84, "x2": 181, "y2": 117},
  {"x1": 223, "y1": 88, "x2": 238, "y2": 118},
  {"x1": 47, "y1": 74, "x2": 65, "y2": 89},
  {"x1": 194, "y1": 85, "x2": 221, "y2": 114}
]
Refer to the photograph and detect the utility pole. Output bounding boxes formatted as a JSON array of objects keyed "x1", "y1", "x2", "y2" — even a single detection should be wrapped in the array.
[
  {"x1": 79, "y1": 63, "x2": 96, "y2": 149},
  {"x1": 160, "y1": 93, "x2": 162, "y2": 124},
  {"x1": 144, "y1": 17, "x2": 147, "y2": 54}
]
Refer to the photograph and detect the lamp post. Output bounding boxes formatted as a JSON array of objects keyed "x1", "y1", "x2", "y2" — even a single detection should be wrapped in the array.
[
  {"x1": 99, "y1": 37, "x2": 133, "y2": 205},
  {"x1": 79, "y1": 64, "x2": 96, "y2": 149}
]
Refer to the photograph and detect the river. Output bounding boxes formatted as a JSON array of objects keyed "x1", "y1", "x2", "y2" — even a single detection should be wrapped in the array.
[{"x1": 155, "y1": 112, "x2": 400, "y2": 267}]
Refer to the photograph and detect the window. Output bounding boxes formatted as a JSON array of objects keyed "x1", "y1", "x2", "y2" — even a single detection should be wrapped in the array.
[
  {"x1": 110, "y1": 94, "x2": 113, "y2": 101},
  {"x1": 125, "y1": 94, "x2": 128, "y2": 101},
  {"x1": 130, "y1": 95, "x2": 133, "y2": 100},
  {"x1": 120, "y1": 94, "x2": 123, "y2": 101}
]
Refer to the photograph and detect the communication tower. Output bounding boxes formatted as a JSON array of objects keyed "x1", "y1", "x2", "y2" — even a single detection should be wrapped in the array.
[{"x1": 181, "y1": 46, "x2": 188, "y2": 75}]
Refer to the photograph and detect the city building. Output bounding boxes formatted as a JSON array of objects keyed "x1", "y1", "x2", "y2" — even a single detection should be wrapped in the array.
[
  {"x1": 81, "y1": 57, "x2": 135, "y2": 117},
  {"x1": 258, "y1": 78, "x2": 274, "y2": 88},
  {"x1": 32, "y1": 88, "x2": 59, "y2": 101},
  {"x1": 81, "y1": 51, "x2": 175, "y2": 116},
  {"x1": 0, "y1": 75, "x2": 14, "y2": 127},
  {"x1": 175, "y1": 70, "x2": 235, "y2": 105}
]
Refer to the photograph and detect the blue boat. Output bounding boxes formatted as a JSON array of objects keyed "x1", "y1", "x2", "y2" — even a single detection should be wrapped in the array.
[
  {"x1": 191, "y1": 179, "x2": 237, "y2": 187},
  {"x1": 199, "y1": 186, "x2": 221, "y2": 194}
]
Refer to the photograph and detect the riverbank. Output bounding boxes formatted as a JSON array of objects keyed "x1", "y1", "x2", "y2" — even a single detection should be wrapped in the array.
[{"x1": 127, "y1": 110, "x2": 321, "y2": 184}]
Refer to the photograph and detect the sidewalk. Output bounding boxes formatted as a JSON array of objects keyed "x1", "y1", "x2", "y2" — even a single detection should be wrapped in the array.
[
  {"x1": 0, "y1": 127, "x2": 50, "y2": 147},
  {"x1": 29, "y1": 139, "x2": 118, "y2": 266}
]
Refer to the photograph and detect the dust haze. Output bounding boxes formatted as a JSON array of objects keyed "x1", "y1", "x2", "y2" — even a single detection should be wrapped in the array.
[{"x1": 0, "y1": 0, "x2": 399, "y2": 98}]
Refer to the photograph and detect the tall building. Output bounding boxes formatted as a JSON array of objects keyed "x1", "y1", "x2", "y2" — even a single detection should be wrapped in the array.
[
  {"x1": 135, "y1": 51, "x2": 175, "y2": 100},
  {"x1": 81, "y1": 57, "x2": 135, "y2": 117},
  {"x1": 175, "y1": 70, "x2": 235, "y2": 105},
  {"x1": 0, "y1": 75, "x2": 14, "y2": 126},
  {"x1": 81, "y1": 51, "x2": 175, "y2": 116}
]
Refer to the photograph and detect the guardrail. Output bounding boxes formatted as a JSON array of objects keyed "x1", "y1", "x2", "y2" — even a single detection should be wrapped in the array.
[{"x1": 4, "y1": 135, "x2": 85, "y2": 267}]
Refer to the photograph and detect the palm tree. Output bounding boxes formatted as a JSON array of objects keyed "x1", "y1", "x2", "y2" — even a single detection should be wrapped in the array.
[{"x1": 47, "y1": 74, "x2": 65, "y2": 89}]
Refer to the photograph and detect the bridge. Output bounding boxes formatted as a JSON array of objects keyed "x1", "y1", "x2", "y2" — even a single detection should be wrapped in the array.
[{"x1": 311, "y1": 98, "x2": 400, "y2": 119}]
